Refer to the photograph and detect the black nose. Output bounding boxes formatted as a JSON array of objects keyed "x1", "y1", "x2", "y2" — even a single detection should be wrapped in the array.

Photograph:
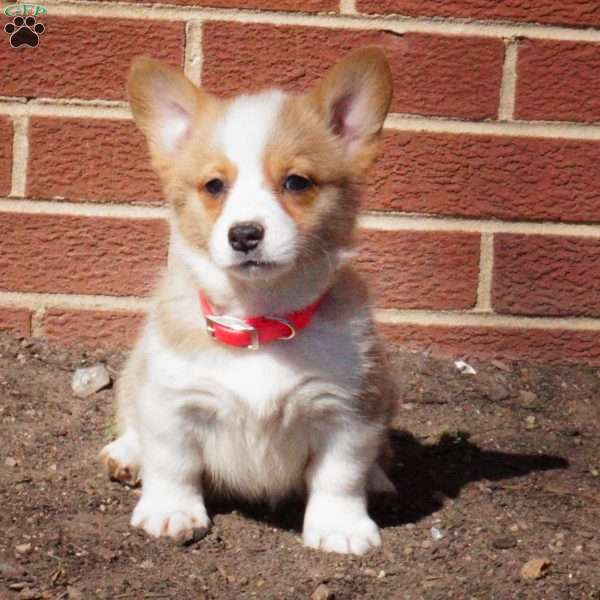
[{"x1": 228, "y1": 222, "x2": 264, "y2": 253}]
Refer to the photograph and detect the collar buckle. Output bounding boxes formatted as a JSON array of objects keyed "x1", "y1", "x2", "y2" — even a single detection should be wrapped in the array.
[{"x1": 205, "y1": 314, "x2": 260, "y2": 350}]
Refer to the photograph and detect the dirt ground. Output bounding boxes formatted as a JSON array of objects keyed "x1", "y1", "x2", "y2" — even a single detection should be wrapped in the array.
[{"x1": 1, "y1": 331, "x2": 599, "y2": 600}]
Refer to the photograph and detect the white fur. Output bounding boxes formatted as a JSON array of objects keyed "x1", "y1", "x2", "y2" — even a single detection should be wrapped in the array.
[
  {"x1": 102, "y1": 85, "x2": 388, "y2": 554},
  {"x1": 209, "y1": 91, "x2": 299, "y2": 271}
]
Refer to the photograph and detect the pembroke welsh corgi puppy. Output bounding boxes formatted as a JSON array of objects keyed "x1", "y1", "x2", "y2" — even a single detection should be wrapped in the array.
[{"x1": 100, "y1": 48, "x2": 396, "y2": 555}]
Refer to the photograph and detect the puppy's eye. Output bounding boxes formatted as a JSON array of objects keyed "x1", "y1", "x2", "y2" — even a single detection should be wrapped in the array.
[
  {"x1": 204, "y1": 178, "x2": 225, "y2": 196},
  {"x1": 283, "y1": 174, "x2": 312, "y2": 193}
]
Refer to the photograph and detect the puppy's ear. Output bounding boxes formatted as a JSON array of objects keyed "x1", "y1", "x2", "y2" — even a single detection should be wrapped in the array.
[
  {"x1": 128, "y1": 57, "x2": 211, "y2": 159},
  {"x1": 310, "y1": 48, "x2": 392, "y2": 173}
]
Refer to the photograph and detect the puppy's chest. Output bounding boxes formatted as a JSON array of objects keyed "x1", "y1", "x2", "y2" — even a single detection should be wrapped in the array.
[{"x1": 147, "y1": 324, "x2": 365, "y2": 422}]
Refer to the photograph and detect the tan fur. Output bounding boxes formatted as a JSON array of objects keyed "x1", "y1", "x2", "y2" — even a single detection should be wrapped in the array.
[{"x1": 102, "y1": 48, "x2": 397, "y2": 553}]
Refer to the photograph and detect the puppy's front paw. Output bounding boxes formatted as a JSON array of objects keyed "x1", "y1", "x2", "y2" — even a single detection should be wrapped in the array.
[
  {"x1": 100, "y1": 434, "x2": 141, "y2": 486},
  {"x1": 303, "y1": 493, "x2": 381, "y2": 555},
  {"x1": 131, "y1": 494, "x2": 210, "y2": 543}
]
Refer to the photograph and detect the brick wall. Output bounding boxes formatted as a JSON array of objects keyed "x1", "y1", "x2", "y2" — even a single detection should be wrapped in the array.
[{"x1": 2, "y1": 1, "x2": 600, "y2": 364}]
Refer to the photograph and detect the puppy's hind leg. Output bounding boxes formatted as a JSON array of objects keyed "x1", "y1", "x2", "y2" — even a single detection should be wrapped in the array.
[{"x1": 100, "y1": 346, "x2": 144, "y2": 486}]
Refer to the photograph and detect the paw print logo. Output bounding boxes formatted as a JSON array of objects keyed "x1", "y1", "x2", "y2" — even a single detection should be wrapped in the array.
[{"x1": 4, "y1": 16, "x2": 45, "y2": 48}]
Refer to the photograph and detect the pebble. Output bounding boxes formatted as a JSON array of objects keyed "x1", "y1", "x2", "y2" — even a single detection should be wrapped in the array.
[
  {"x1": 15, "y1": 543, "x2": 32, "y2": 555},
  {"x1": 5, "y1": 456, "x2": 17, "y2": 467},
  {"x1": 0, "y1": 560, "x2": 23, "y2": 578},
  {"x1": 492, "y1": 535, "x2": 517, "y2": 550},
  {"x1": 71, "y1": 364, "x2": 111, "y2": 398},
  {"x1": 524, "y1": 416, "x2": 537, "y2": 430},
  {"x1": 67, "y1": 586, "x2": 85, "y2": 600},
  {"x1": 311, "y1": 583, "x2": 334, "y2": 600},
  {"x1": 518, "y1": 390, "x2": 538, "y2": 407},
  {"x1": 485, "y1": 382, "x2": 510, "y2": 403},
  {"x1": 431, "y1": 527, "x2": 445, "y2": 541},
  {"x1": 521, "y1": 558, "x2": 551, "y2": 580}
]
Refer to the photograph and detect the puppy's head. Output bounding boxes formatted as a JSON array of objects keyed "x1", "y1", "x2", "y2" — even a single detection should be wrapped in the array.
[{"x1": 129, "y1": 49, "x2": 392, "y2": 284}]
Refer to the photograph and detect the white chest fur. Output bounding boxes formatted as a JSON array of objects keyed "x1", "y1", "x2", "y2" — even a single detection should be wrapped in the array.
[{"x1": 139, "y1": 314, "x2": 371, "y2": 499}]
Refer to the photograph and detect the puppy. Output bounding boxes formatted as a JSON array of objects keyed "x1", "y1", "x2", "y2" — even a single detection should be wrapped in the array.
[{"x1": 100, "y1": 48, "x2": 396, "y2": 555}]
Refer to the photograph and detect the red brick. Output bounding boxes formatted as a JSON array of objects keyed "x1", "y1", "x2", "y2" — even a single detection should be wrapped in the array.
[
  {"x1": 357, "y1": 0, "x2": 600, "y2": 29},
  {"x1": 356, "y1": 230, "x2": 480, "y2": 310},
  {"x1": 103, "y1": 0, "x2": 336, "y2": 10},
  {"x1": 0, "y1": 116, "x2": 12, "y2": 197},
  {"x1": 516, "y1": 40, "x2": 600, "y2": 122},
  {"x1": 0, "y1": 307, "x2": 31, "y2": 337},
  {"x1": 0, "y1": 213, "x2": 167, "y2": 296},
  {"x1": 0, "y1": 18, "x2": 183, "y2": 101},
  {"x1": 42, "y1": 308, "x2": 144, "y2": 349},
  {"x1": 493, "y1": 235, "x2": 600, "y2": 318},
  {"x1": 202, "y1": 24, "x2": 504, "y2": 120},
  {"x1": 367, "y1": 132, "x2": 600, "y2": 222},
  {"x1": 27, "y1": 118, "x2": 162, "y2": 205},
  {"x1": 381, "y1": 323, "x2": 600, "y2": 365}
]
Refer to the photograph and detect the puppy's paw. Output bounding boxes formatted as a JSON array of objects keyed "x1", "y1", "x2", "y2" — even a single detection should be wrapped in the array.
[
  {"x1": 100, "y1": 434, "x2": 141, "y2": 486},
  {"x1": 303, "y1": 493, "x2": 381, "y2": 555},
  {"x1": 131, "y1": 494, "x2": 210, "y2": 543}
]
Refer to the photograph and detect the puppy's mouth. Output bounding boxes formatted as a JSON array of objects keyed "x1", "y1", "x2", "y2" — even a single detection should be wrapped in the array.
[{"x1": 228, "y1": 259, "x2": 287, "y2": 280}]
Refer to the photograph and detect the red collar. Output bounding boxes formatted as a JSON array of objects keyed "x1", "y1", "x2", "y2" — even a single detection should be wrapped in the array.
[{"x1": 199, "y1": 291, "x2": 326, "y2": 350}]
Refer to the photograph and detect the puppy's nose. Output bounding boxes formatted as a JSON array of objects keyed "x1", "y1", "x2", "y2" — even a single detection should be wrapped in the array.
[{"x1": 228, "y1": 222, "x2": 264, "y2": 253}]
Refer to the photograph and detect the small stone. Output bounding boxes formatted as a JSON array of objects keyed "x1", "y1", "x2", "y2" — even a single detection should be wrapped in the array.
[
  {"x1": 431, "y1": 526, "x2": 445, "y2": 541},
  {"x1": 15, "y1": 543, "x2": 32, "y2": 555},
  {"x1": 18, "y1": 588, "x2": 42, "y2": 599},
  {"x1": 363, "y1": 568, "x2": 377, "y2": 577},
  {"x1": 311, "y1": 584, "x2": 334, "y2": 600},
  {"x1": 71, "y1": 364, "x2": 111, "y2": 398},
  {"x1": 140, "y1": 559, "x2": 154, "y2": 570},
  {"x1": 67, "y1": 586, "x2": 85, "y2": 600},
  {"x1": 179, "y1": 525, "x2": 211, "y2": 546},
  {"x1": 485, "y1": 381, "x2": 510, "y2": 402},
  {"x1": 9, "y1": 582, "x2": 29, "y2": 591},
  {"x1": 590, "y1": 468, "x2": 599, "y2": 477},
  {"x1": 492, "y1": 535, "x2": 517, "y2": 550},
  {"x1": 5, "y1": 456, "x2": 17, "y2": 467},
  {"x1": 0, "y1": 560, "x2": 23, "y2": 578},
  {"x1": 518, "y1": 390, "x2": 538, "y2": 407},
  {"x1": 521, "y1": 558, "x2": 551, "y2": 580},
  {"x1": 491, "y1": 359, "x2": 511, "y2": 372},
  {"x1": 524, "y1": 416, "x2": 537, "y2": 430},
  {"x1": 377, "y1": 570, "x2": 386, "y2": 579}
]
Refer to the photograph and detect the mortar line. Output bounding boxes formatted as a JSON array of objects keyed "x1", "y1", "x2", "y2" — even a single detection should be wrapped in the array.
[
  {"x1": 0, "y1": 98, "x2": 131, "y2": 119},
  {"x1": 184, "y1": 20, "x2": 204, "y2": 84},
  {"x1": 0, "y1": 198, "x2": 169, "y2": 219},
  {"x1": 374, "y1": 309, "x2": 600, "y2": 332},
  {"x1": 9, "y1": 116, "x2": 29, "y2": 197},
  {"x1": 475, "y1": 233, "x2": 494, "y2": 312},
  {"x1": 5, "y1": 98, "x2": 600, "y2": 141},
  {"x1": 0, "y1": 291, "x2": 151, "y2": 312},
  {"x1": 1, "y1": 198, "x2": 600, "y2": 237},
  {"x1": 498, "y1": 38, "x2": 519, "y2": 121},
  {"x1": 384, "y1": 114, "x2": 600, "y2": 141},
  {"x1": 358, "y1": 214, "x2": 600, "y2": 237},
  {"x1": 45, "y1": 1, "x2": 600, "y2": 42},
  {"x1": 2, "y1": 289, "x2": 600, "y2": 332},
  {"x1": 339, "y1": 0, "x2": 357, "y2": 15}
]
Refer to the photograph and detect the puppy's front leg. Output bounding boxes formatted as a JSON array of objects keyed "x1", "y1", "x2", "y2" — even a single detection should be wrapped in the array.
[
  {"x1": 131, "y1": 384, "x2": 209, "y2": 542},
  {"x1": 303, "y1": 419, "x2": 382, "y2": 555}
]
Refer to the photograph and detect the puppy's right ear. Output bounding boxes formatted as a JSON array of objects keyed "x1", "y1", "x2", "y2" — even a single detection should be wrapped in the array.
[{"x1": 128, "y1": 57, "x2": 210, "y2": 159}]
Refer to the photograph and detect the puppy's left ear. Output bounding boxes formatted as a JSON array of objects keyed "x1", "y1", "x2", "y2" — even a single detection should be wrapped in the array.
[{"x1": 310, "y1": 47, "x2": 392, "y2": 174}]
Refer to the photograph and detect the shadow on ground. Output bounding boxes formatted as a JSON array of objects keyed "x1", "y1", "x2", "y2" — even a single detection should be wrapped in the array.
[{"x1": 206, "y1": 430, "x2": 569, "y2": 533}]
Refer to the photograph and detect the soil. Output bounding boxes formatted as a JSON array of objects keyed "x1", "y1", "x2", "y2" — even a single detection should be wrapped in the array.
[{"x1": 1, "y1": 331, "x2": 599, "y2": 600}]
